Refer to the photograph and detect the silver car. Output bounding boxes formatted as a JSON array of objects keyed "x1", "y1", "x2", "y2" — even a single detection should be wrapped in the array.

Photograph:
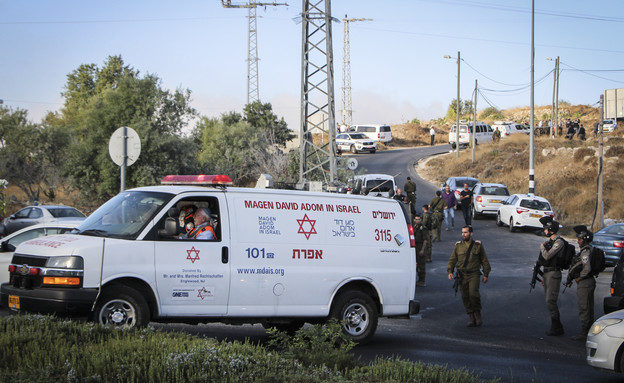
[
  {"x1": 0, "y1": 205, "x2": 85, "y2": 237},
  {"x1": 587, "y1": 309, "x2": 624, "y2": 373},
  {"x1": 472, "y1": 183, "x2": 510, "y2": 219}
]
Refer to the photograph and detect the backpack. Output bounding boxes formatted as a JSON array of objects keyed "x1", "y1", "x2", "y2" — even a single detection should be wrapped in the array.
[
  {"x1": 557, "y1": 238, "x2": 575, "y2": 270},
  {"x1": 591, "y1": 247, "x2": 606, "y2": 276}
]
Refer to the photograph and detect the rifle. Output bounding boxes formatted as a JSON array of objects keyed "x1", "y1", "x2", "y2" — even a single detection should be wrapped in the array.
[
  {"x1": 529, "y1": 260, "x2": 543, "y2": 293},
  {"x1": 562, "y1": 262, "x2": 581, "y2": 294},
  {"x1": 452, "y1": 270, "x2": 463, "y2": 296}
]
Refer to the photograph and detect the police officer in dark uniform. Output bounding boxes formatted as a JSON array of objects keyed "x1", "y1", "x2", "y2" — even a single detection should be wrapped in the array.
[
  {"x1": 447, "y1": 225, "x2": 491, "y2": 327},
  {"x1": 413, "y1": 215, "x2": 429, "y2": 287},
  {"x1": 569, "y1": 225, "x2": 596, "y2": 341},
  {"x1": 538, "y1": 216, "x2": 565, "y2": 336}
]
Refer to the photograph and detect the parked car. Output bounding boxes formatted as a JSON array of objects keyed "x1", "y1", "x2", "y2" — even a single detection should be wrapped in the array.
[
  {"x1": 349, "y1": 174, "x2": 396, "y2": 198},
  {"x1": 0, "y1": 205, "x2": 85, "y2": 237},
  {"x1": 496, "y1": 194, "x2": 554, "y2": 232},
  {"x1": 0, "y1": 222, "x2": 81, "y2": 286},
  {"x1": 471, "y1": 183, "x2": 510, "y2": 219},
  {"x1": 603, "y1": 119, "x2": 617, "y2": 132},
  {"x1": 448, "y1": 121, "x2": 493, "y2": 149},
  {"x1": 336, "y1": 133, "x2": 377, "y2": 154},
  {"x1": 442, "y1": 177, "x2": 479, "y2": 201},
  {"x1": 593, "y1": 223, "x2": 624, "y2": 267},
  {"x1": 604, "y1": 260, "x2": 624, "y2": 314},
  {"x1": 350, "y1": 124, "x2": 392, "y2": 143},
  {"x1": 586, "y1": 309, "x2": 624, "y2": 373},
  {"x1": 491, "y1": 122, "x2": 528, "y2": 137}
]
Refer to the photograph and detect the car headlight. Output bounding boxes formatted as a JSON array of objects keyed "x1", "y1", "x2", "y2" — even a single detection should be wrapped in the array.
[
  {"x1": 46, "y1": 256, "x2": 84, "y2": 269},
  {"x1": 590, "y1": 318, "x2": 622, "y2": 335}
]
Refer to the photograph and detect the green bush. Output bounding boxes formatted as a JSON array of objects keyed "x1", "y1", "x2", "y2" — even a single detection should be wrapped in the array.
[{"x1": 0, "y1": 315, "x2": 499, "y2": 383}]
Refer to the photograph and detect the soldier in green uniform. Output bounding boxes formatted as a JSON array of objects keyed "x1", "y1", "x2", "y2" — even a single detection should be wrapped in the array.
[
  {"x1": 421, "y1": 204, "x2": 434, "y2": 262},
  {"x1": 447, "y1": 225, "x2": 491, "y2": 327},
  {"x1": 429, "y1": 190, "x2": 445, "y2": 242},
  {"x1": 404, "y1": 177, "x2": 417, "y2": 218},
  {"x1": 413, "y1": 215, "x2": 429, "y2": 287}
]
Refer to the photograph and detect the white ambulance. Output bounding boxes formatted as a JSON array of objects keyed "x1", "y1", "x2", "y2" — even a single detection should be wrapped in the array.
[{"x1": 1, "y1": 175, "x2": 419, "y2": 343}]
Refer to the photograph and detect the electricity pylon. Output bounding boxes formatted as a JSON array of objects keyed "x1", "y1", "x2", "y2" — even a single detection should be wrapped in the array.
[
  {"x1": 221, "y1": 1, "x2": 288, "y2": 104},
  {"x1": 341, "y1": 15, "x2": 371, "y2": 128},
  {"x1": 299, "y1": 0, "x2": 336, "y2": 185}
]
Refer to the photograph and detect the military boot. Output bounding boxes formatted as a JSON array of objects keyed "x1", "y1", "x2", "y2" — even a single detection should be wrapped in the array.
[
  {"x1": 467, "y1": 313, "x2": 476, "y2": 327},
  {"x1": 571, "y1": 326, "x2": 589, "y2": 341},
  {"x1": 545, "y1": 318, "x2": 564, "y2": 336},
  {"x1": 474, "y1": 311, "x2": 482, "y2": 327}
]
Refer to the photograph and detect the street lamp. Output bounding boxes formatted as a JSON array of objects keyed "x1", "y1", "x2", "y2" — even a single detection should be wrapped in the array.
[
  {"x1": 547, "y1": 57, "x2": 560, "y2": 137},
  {"x1": 444, "y1": 51, "x2": 461, "y2": 158}
]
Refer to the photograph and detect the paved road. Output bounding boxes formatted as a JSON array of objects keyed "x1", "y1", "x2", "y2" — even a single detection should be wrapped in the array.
[
  {"x1": 1, "y1": 145, "x2": 619, "y2": 382},
  {"x1": 346, "y1": 145, "x2": 618, "y2": 382}
]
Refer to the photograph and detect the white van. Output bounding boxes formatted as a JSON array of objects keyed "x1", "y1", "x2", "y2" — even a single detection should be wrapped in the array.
[
  {"x1": 448, "y1": 121, "x2": 493, "y2": 149},
  {"x1": 1, "y1": 175, "x2": 418, "y2": 343},
  {"x1": 350, "y1": 124, "x2": 393, "y2": 143},
  {"x1": 350, "y1": 174, "x2": 396, "y2": 198},
  {"x1": 491, "y1": 121, "x2": 528, "y2": 137}
]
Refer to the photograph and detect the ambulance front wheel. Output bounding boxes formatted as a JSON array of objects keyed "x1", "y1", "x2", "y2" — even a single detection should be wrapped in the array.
[
  {"x1": 330, "y1": 290, "x2": 378, "y2": 344},
  {"x1": 93, "y1": 286, "x2": 150, "y2": 328}
]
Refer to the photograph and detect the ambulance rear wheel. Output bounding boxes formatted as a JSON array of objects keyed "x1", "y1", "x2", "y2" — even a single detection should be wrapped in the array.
[
  {"x1": 93, "y1": 286, "x2": 150, "y2": 328},
  {"x1": 330, "y1": 290, "x2": 378, "y2": 344}
]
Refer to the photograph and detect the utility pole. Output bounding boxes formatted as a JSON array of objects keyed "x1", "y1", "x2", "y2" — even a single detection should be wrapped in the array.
[
  {"x1": 299, "y1": 0, "x2": 336, "y2": 186},
  {"x1": 597, "y1": 94, "x2": 605, "y2": 231},
  {"x1": 548, "y1": 56, "x2": 560, "y2": 137},
  {"x1": 221, "y1": 1, "x2": 288, "y2": 104},
  {"x1": 341, "y1": 15, "x2": 371, "y2": 128},
  {"x1": 472, "y1": 79, "x2": 477, "y2": 163}
]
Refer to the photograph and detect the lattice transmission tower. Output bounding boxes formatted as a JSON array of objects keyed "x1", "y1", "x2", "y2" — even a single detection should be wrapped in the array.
[
  {"x1": 221, "y1": 1, "x2": 288, "y2": 104},
  {"x1": 299, "y1": 0, "x2": 337, "y2": 185},
  {"x1": 341, "y1": 16, "x2": 371, "y2": 128}
]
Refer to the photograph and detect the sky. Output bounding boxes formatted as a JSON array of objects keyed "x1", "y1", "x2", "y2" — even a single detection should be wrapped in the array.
[{"x1": 2, "y1": 0, "x2": 624, "y2": 132}]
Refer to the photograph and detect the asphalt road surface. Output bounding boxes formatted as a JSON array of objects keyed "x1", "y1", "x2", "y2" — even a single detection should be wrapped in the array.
[{"x1": 1, "y1": 145, "x2": 619, "y2": 382}]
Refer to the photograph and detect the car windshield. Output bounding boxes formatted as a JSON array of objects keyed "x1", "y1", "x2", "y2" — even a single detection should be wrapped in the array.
[
  {"x1": 349, "y1": 133, "x2": 368, "y2": 140},
  {"x1": 366, "y1": 179, "x2": 393, "y2": 192},
  {"x1": 77, "y1": 191, "x2": 172, "y2": 238},
  {"x1": 604, "y1": 120, "x2": 614, "y2": 125},
  {"x1": 457, "y1": 179, "x2": 479, "y2": 188},
  {"x1": 47, "y1": 207, "x2": 86, "y2": 218},
  {"x1": 481, "y1": 187, "x2": 509, "y2": 196},
  {"x1": 519, "y1": 199, "x2": 551, "y2": 211}
]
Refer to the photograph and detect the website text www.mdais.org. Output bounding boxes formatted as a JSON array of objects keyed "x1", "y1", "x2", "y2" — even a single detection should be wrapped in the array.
[{"x1": 236, "y1": 267, "x2": 285, "y2": 277}]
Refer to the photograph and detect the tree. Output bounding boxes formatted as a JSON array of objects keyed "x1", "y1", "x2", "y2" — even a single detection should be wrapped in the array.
[
  {"x1": 243, "y1": 101, "x2": 295, "y2": 146},
  {"x1": 445, "y1": 98, "x2": 473, "y2": 121},
  {"x1": 59, "y1": 56, "x2": 199, "y2": 203},
  {"x1": 0, "y1": 107, "x2": 68, "y2": 203},
  {"x1": 480, "y1": 107, "x2": 504, "y2": 120}
]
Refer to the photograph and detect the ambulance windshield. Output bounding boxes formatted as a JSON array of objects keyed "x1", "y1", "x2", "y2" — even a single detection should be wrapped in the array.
[{"x1": 78, "y1": 191, "x2": 171, "y2": 238}]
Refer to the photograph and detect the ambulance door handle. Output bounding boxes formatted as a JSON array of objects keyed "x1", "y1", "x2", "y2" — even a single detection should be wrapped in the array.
[{"x1": 221, "y1": 247, "x2": 229, "y2": 264}]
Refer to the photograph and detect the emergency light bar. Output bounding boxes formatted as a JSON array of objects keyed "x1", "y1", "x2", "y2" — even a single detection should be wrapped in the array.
[{"x1": 161, "y1": 174, "x2": 233, "y2": 186}]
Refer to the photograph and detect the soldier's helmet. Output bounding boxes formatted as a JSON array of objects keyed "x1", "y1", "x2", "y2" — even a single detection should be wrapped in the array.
[
  {"x1": 573, "y1": 225, "x2": 593, "y2": 242},
  {"x1": 539, "y1": 216, "x2": 560, "y2": 233}
]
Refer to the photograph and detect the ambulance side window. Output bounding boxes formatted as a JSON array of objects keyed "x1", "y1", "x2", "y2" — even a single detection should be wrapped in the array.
[{"x1": 157, "y1": 197, "x2": 221, "y2": 241}]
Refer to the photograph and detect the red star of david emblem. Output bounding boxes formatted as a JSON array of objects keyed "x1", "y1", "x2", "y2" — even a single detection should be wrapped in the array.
[
  {"x1": 186, "y1": 246, "x2": 200, "y2": 263},
  {"x1": 297, "y1": 214, "x2": 317, "y2": 240},
  {"x1": 197, "y1": 287, "x2": 208, "y2": 300}
]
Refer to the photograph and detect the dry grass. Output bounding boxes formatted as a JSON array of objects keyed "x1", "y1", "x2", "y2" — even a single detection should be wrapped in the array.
[{"x1": 420, "y1": 132, "x2": 624, "y2": 234}]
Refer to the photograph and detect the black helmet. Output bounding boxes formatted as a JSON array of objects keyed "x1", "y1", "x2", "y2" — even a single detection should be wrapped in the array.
[
  {"x1": 539, "y1": 216, "x2": 560, "y2": 233},
  {"x1": 573, "y1": 225, "x2": 593, "y2": 242}
]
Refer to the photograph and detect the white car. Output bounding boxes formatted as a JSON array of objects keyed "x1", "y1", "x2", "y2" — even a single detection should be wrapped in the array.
[
  {"x1": 603, "y1": 119, "x2": 617, "y2": 132},
  {"x1": 491, "y1": 121, "x2": 529, "y2": 137},
  {"x1": 0, "y1": 222, "x2": 81, "y2": 285},
  {"x1": 587, "y1": 309, "x2": 624, "y2": 373},
  {"x1": 336, "y1": 133, "x2": 377, "y2": 154},
  {"x1": 496, "y1": 194, "x2": 554, "y2": 232}
]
